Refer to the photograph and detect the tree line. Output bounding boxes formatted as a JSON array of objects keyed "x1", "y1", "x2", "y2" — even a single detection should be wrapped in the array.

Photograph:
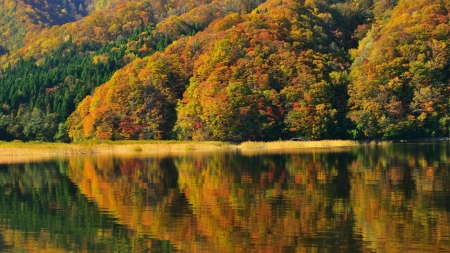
[{"x1": 2, "y1": 0, "x2": 450, "y2": 142}]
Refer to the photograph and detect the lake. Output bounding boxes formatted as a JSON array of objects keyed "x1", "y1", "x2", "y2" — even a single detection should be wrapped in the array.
[{"x1": 0, "y1": 142, "x2": 449, "y2": 252}]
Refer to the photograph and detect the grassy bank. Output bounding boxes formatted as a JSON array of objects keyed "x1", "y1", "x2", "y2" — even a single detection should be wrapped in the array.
[
  {"x1": 239, "y1": 140, "x2": 363, "y2": 149},
  {"x1": 0, "y1": 139, "x2": 373, "y2": 157},
  {"x1": 0, "y1": 140, "x2": 236, "y2": 156}
]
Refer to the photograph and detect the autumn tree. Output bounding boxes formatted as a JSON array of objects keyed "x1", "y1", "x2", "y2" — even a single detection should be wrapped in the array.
[{"x1": 348, "y1": 0, "x2": 450, "y2": 139}]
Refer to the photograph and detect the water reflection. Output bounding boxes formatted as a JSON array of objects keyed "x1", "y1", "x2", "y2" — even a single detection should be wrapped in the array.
[
  {"x1": 0, "y1": 159, "x2": 175, "y2": 252},
  {"x1": 0, "y1": 142, "x2": 449, "y2": 252},
  {"x1": 351, "y1": 143, "x2": 450, "y2": 252}
]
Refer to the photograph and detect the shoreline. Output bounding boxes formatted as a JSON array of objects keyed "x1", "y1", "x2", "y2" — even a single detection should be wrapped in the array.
[
  {"x1": 0, "y1": 138, "x2": 448, "y2": 157},
  {"x1": 0, "y1": 140, "x2": 360, "y2": 156}
]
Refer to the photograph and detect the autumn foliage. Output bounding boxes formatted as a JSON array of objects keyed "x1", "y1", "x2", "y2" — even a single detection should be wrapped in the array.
[
  {"x1": 68, "y1": 0, "x2": 356, "y2": 141},
  {"x1": 2, "y1": 0, "x2": 450, "y2": 141},
  {"x1": 348, "y1": 0, "x2": 450, "y2": 139}
]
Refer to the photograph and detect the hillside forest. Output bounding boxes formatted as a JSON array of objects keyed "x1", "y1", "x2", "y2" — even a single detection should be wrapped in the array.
[{"x1": 0, "y1": 0, "x2": 449, "y2": 142}]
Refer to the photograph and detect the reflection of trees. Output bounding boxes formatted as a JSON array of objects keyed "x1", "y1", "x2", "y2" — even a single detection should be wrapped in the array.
[
  {"x1": 67, "y1": 155, "x2": 187, "y2": 250},
  {"x1": 280, "y1": 151, "x2": 362, "y2": 252},
  {"x1": 0, "y1": 160, "x2": 170, "y2": 252},
  {"x1": 69, "y1": 150, "x2": 361, "y2": 252},
  {"x1": 66, "y1": 151, "x2": 364, "y2": 252},
  {"x1": 350, "y1": 143, "x2": 450, "y2": 252},
  {"x1": 8, "y1": 142, "x2": 444, "y2": 252}
]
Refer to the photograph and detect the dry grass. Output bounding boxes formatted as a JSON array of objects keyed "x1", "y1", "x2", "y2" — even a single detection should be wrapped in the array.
[
  {"x1": 0, "y1": 139, "x2": 385, "y2": 158},
  {"x1": 238, "y1": 140, "x2": 364, "y2": 150},
  {"x1": 0, "y1": 140, "x2": 237, "y2": 157},
  {"x1": 237, "y1": 140, "x2": 379, "y2": 155}
]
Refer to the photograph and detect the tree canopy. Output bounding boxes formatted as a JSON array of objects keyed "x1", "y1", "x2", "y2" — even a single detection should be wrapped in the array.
[{"x1": 1, "y1": 0, "x2": 449, "y2": 141}]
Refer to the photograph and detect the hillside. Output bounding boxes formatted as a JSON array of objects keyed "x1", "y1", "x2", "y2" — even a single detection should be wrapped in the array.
[
  {"x1": 0, "y1": 0, "x2": 449, "y2": 142},
  {"x1": 0, "y1": 0, "x2": 142, "y2": 54},
  {"x1": 348, "y1": 0, "x2": 450, "y2": 139},
  {"x1": 67, "y1": 0, "x2": 368, "y2": 141}
]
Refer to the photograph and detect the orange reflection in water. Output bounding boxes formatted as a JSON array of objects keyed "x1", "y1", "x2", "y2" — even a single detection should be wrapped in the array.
[
  {"x1": 67, "y1": 152, "x2": 357, "y2": 252},
  {"x1": 65, "y1": 143, "x2": 450, "y2": 252}
]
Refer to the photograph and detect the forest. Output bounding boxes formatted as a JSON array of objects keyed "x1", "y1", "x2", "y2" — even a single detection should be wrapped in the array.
[{"x1": 0, "y1": 0, "x2": 449, "y2": 142}]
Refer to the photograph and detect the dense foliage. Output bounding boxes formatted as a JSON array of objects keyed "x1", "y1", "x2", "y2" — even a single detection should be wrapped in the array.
[
  {"x1": 67, "y1": 0, "x2": 366, "y2": 141},
  {"x1": 1, "y1": 0, "x2": 449, "y2": 141},
  {"x1": 0, "y1": 0, "x2": 224, "y2": 141},
  {"x1": 348, "y1": 0, "x2": 450, "y2": 139}
]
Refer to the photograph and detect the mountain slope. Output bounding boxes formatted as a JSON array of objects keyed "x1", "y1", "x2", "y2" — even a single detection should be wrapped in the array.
[
  {"x1": 2, "y1": 0, "x2": 450, "y2": 142},
  {"x1": 67, "y1": 0, "x2": 366, "y2": 141},
  {"x1": 348, "y1": 0, "x2": 450, "y2": 139},
  {"x1": 0, "y1": 0, "x2": 132, "y2": 54},
  {"x1": 0, "y1": 0, "x2": 254, "y2": 141}
]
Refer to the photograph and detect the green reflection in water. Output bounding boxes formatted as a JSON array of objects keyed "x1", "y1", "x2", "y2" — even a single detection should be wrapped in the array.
[
  {"x1": 0, "y1": 142, "x2": 449, "y2": 252},
  {"x1": 0, "y1": 160, "x2": 174, "y2": 252}
]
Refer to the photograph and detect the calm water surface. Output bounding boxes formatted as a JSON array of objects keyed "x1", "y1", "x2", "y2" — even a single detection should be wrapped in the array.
[{"x1": 0, "y1": 142, "x2": 450, "y2": 252}]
